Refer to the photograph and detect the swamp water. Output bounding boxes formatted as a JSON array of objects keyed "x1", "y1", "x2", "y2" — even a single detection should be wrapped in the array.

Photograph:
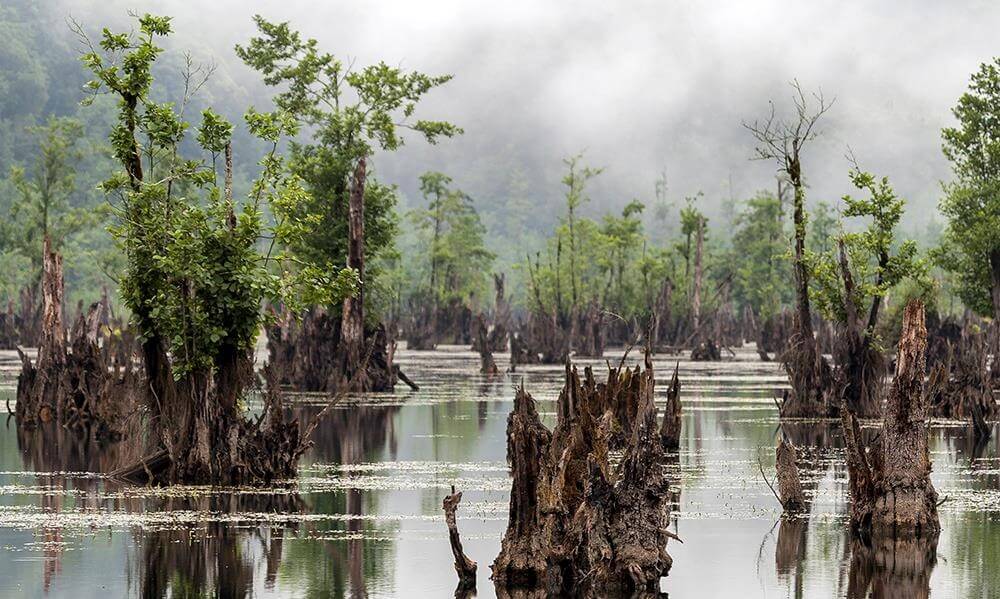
[{"x1": 0, "y1": 346, "x2": 997, "y2": 598}]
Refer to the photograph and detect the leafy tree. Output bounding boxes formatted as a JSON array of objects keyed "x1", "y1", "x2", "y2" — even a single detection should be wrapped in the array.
[
  {"x1": 600, "y1": 200, "x2": 645, "y2": 315},
  {"x1": 409, "y1": 171, "x2": 494, "y2": 305},
  {"x1": 807, "y1": 169, "x2": 925, "y2": 415},
  {"x1": 236, "y1": 16, "x2": 460, "y2": 317},
  {"x1": 936, "y1": 58, "x2": 1000, "y2": 321},
  {"x1": 79, "y1": 13, "x2": 350, "y2": 438},
  {"x1": 1, "y1": 117, "x2": 97, "y2": 278},
  {"x1": 730, "y1": 191, "x2": 792, "y2": 321}
]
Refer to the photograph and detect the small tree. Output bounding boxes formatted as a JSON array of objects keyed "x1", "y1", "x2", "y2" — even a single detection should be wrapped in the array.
[
  {"x1": 808, "y1": 169, "x2": 925, "y2": 416},
  {"x1": 4, "y1": 117, "x2": 96, "y2": 278},
  {"x1": 731, "y1": 191, "x2": 792, "y2": 323}
]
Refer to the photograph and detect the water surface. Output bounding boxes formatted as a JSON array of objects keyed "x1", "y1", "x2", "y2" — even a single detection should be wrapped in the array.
[{"x1": 0, "y1": 346, "x2": 996, "y2": 597}]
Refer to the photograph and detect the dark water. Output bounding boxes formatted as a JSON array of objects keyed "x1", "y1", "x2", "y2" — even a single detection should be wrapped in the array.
[{"x1": 0, "y1": 345, "x2": 997, "y2": 598}]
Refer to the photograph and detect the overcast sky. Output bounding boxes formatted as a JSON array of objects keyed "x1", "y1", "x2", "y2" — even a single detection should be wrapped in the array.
[{"x1": 59, "y1": 0, "x2": 1000, "y2": 227}]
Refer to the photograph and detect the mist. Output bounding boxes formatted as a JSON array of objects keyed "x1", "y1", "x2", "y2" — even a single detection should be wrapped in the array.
[{"x1": 54, "y1": 0, "x2": 998, "y2": 229}]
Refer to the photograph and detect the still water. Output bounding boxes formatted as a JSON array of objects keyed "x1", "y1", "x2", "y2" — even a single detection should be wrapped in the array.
[{"x1": 0, "y1": 345, "x2": 996, "y2": 598}]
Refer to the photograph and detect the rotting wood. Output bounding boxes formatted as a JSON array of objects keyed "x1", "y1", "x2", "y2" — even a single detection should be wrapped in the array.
[
  {"x1": 443, "y1": 484, "x2": 477, "y2": 591},
  {"x1": 473, "y1": 313, "x2": 499, "y2": 376},
  {"x1": 775, "y1": 438, "x2": 806, "y2": 513},
  {"x1": 842, "y1": 299, "x2": 939, "y2": 540},
  {"x1": 659, "y1": 361, "x2": 682, "y2": 450},
  {"x1": 492, "y1": 351, "x2": 675, "y2": 594}
]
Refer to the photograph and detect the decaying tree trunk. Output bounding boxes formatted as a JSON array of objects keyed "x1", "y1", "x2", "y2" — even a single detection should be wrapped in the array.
[
  {"x1": 775, "y1": 439, "x2": 806, "y2": 514},
  {"x1": 492, "y1": 353, "x2": 676, "y2": 594},
  {"x1": 474, "y1": 313, "x2": 499, "y2": 376},
  {"x1": 690, "y1": 338, "x2": 722, "y2": 361},
  {"x1": 15, "y1": 238, "x2": 141, "y2": 440},
  {"x1": 16, "y1": 237, "x2": 66, "y2": 427},
  {"x1": 267, "y1": 306, "x2": 404, "y2": 392},
  {"x1": 659, "y1": 362, "x2": 682, "y2": 450},
  {"x1": 509, "y1": 311, "x2": 569, "y2": 369},
  {"x1": 488, "y1": 273, "x2": 511, "y2": 352},
  {"x1": 835, "y1": 240, "x2": 887, "y2": 418},
  {"x1": 572, "y1": 299, "x2": 606, "y2": 358},
  {"x1": 842, "y1": 300, "x2": 939, "y2": 540},
  {"x1": 443, "y1": 485, "x2": 477, "y2": 591},
  {"x1": 337, "y1": 157, "x2": 370, "y2": 391}
]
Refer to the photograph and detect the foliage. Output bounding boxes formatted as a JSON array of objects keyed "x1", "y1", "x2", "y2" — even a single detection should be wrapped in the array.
[
  {"x1": 236, "y1": 16, "x2": 460, "y2": 317},
  {"x1": 807, "y1": 170, "x2": 925, "y2": 336},
  {"x1": 81, "y1": 13, "x2": 353, "y2": 378},
  {"x1": 730, "y1": 191, "x2": 792, "y2": 320},
  {"x1": 407, "y1": 171, "x2": 494, "y2": 305},
  {"x1": 936, "y1": 57, "x2": 1000, "y2": 318}
]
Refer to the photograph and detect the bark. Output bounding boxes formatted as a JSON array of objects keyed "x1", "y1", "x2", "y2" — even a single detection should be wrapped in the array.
[
  {"x1": 492, "y1": 353, "x2": 675, "y2": 594},
  {"x1": 267, "y1": 306, "x2": 400, "y2": 392},
  {"x1": 443, "y1": 485, "x2": 478, "y2": 590},
  {"x1": 474, "y1": 313, "x2": 499, "y2": 376},
  {"x1": 488, "y1": 273, "x2": 511, "y2": 352},
  {"x1": 779, "y1": 172, "x2": 834, "y2": 418},
  {"x1": 842, "y1": 300, "x2": 939, "y2": 540},
  {"x1": 15, "y1": 237, "x2": 65, "y2": 427},
  {"x1": 338, "y1": 157, "x2": 368, "y2": 390},
  {"x1": 659, "y1": 362, "x2": 682, "y2": 450},
  {"x1": 572, "y1": 299, "x2": 606, "y2": 357},
  {"x1": 775, "y1": 439, "x2": 806, "y2": 513}
]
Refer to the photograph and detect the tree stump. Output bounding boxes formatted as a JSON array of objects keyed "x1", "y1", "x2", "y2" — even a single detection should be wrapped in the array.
[
  {"x1": 492, "y1": 352, "x2": 675, "y2": 594},
  {"x1": 775, "y1": 439, "x2": 806, "y2": 514},
  {"x1": 659, "y1": 362, "x2": 682, "y2": 450},
  {"x1": 842, "y1": 299, "x2": 939, "y2": 540},
  {"x1": 474, "y1": 313, "x2": 499, "y2": 376}
]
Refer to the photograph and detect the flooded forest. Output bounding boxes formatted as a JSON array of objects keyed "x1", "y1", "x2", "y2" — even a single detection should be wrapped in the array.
[{"x1": 2, "y1": 1, "x2": 1000, "y2": 597}]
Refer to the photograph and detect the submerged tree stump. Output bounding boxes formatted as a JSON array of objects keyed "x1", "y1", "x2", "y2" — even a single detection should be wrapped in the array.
[
  {"x1": 474, "y1": 313, "x2": 499, "y2": 376},
  {"x1": 775, "y1": 439, "x2": 807, "y2": 514},
  {"x1": 492, "y1": 353, "x2": 675, "y2": 594},
  {"x1": 443, "y1": 485, "x2": 477, "y2": 591},
  {"x1": 487, "y1": 273, "x2": 510, "y2": 352},
  {"x1": 659, "y1": 362, "x2": 682, "y2": 450},
  {"x1": 842, "y1": 300, "x2": 939, "y2": 540}
]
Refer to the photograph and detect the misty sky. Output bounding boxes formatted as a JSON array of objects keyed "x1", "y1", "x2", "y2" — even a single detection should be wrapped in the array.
[{"x1": 58, "y1": 0, "x2": 1000, "y2": 228}]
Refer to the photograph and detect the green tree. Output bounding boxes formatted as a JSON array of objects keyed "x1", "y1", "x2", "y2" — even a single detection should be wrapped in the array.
[
  {"x1": 2, "y1": 117, "x2": 97, "y2": 278},
  {"x1": 410, "y1": 172, "x2": 494, "y2": 305},
  {"x1": 937, "y1": 58, "x2": 1000, "y2": 321},
  {"x1": 807, "y1": 169, "x2": 924, "y2": 415},
  {"x1": 79, "y1": 13, "x2": 349, "y2": 480},
  {"x1": 236, "y1": 16, "x2": 460, "y2": 317},
  {"x1": 730, "y1": 191, "x2": 792, "y2": 321}
]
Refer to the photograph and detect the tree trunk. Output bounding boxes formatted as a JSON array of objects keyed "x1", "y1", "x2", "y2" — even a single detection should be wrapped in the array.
[
  {"x1": 339, "y1": 157, "x2": 367, "y2": 390},
  {"x1": 659, "y1": 362, "x2": 682, "y2": 450},
  {"x1": 842, "y1": 300, "x2": 939, "y2": 540},
  {"x1": 776, "y1": 439, "x2": 806, "y2": 513},
  {"x1": 443, "y1": 485, "x2": 477, "y2": 590}
]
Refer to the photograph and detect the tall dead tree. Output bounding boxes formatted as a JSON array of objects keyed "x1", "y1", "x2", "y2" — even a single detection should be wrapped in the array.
[
  {"x1": 745, "y1": 81, "x2": 835, "y2": 417},
  {"x1": 842, "y1": 300, "x2": 939, "y2": 540}
]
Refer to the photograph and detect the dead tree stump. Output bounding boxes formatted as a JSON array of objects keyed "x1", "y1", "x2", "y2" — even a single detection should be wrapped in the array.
[
  {"x1": 443, "y1": 485, "x2": 477, "y2": 590},
  {"x1": 775, "y1": 439, "x2": 806, "y2": 514},
  {"x1": 659, "y1": 362, "x2": 682, "y2": 450},
  {"x1": 492, "y1": 352, "x2": 675, "y2": 594},
  {"x1": 474, "y1": 314, "x2": 499, "y2": 376},
  {"x1": 842, "y1": 300, "x2": 939, "y2": 540},
  {"x1": 487, "y1": 273, "x2": 510, "y2": 352}
]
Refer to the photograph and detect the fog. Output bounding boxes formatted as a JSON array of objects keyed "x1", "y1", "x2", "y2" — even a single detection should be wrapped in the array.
[{"x1": 55, "y1": 0, "x2": 1000, "y2": 229}]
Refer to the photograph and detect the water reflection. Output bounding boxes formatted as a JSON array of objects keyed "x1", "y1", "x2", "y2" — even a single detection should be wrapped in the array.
[{"x1": 0, "y1": 346, "x2": 996, "y2": 597}]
